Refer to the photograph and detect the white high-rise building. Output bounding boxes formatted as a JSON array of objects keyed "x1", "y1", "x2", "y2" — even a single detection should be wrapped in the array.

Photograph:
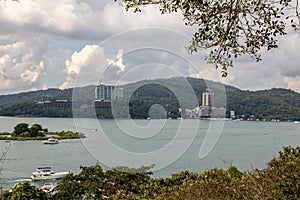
[
  {"x1": 202, "y1": 89, "x2": 214, "y2": 106},
  {"x1": 112, "y1": 87, "x2": 124, "y2": 100},
  {"x1": 95, "y1": 85, "x2": 123, "y2": 101},
  {"x1": 185, "y1": 88, "x2": 225, "y2": 119}
]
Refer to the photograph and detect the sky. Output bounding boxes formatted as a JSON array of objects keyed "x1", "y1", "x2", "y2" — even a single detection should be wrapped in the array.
[{"x1": 0, "y1": 0, "x2": 299, "y2": 95}]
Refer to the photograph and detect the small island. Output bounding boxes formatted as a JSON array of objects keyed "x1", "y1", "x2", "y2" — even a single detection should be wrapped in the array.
[{"x1": 0, "y1": 123, "x2": 85, "y2": 141}]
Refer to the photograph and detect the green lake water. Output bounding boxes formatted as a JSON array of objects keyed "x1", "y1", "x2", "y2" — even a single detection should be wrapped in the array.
[{"x1": 0, "y1": 116, "x2": 299, "y2": 189}]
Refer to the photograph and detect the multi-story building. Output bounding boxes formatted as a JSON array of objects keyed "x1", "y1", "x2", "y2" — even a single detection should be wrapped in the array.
[
  {"x1": 94, "y1": 85, "x2": 124, "y2": 109},
  {"x1": 95, "y1": 85, "x2": 124, "y2": 101},
  {"x1": 41, "y1": 100, "x2": 80, "y2": 110},
  {"x1": 200, "y1": 88, "x2": 214, "y2": 117},
  {"x1": 202, "y1": 88, "x2": 214, "y2": 107},
  {"x1": 185, "y1": 88, "x2": 225, "y2": 118}
]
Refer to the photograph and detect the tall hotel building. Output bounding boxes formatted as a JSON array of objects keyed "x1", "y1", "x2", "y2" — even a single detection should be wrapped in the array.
[
  {"x1": 94, "y1": 85, "x2": 124, "y2": 108},
  {"x1": 201, "y1": 89, "x2": 214, "y2": 117},
  {"x1": 95, "y1": 85, "x2": 124, "y2": 101},
  {"x1": 202, "y1": 88, "x2": 214, "y2": 107}
]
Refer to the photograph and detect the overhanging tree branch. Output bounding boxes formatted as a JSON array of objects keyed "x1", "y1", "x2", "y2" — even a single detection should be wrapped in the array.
[{"x1": 116, "y1": 0, "x2": 296, "y2": 77}]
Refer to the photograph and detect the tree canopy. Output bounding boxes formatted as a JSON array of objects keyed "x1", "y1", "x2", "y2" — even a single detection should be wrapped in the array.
[
  {"x1": 12, "y1": 123, "x2": 45, "y2": 138},
  {"x1": 2, "y1": 146, "x2": 300, "y2": 199},
  {"x1": 117, "y1": 0, "x2": 299, "y2": 77}
]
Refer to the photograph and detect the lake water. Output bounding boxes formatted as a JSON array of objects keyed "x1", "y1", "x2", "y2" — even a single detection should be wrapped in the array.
[{"x1": 0, "y1": 116, "x2": 299, "y2": 190}]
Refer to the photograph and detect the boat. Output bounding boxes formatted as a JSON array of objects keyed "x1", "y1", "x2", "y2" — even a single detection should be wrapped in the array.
[
  {"x1": 40, "y1": 182, "x2": 55, "y2": 192},
  {"x1": 30, "y1": 167, "x2": 70, "y2": 181},
  {"x1": 43, "y1": 137, "x2": 58, "y2": 144}
]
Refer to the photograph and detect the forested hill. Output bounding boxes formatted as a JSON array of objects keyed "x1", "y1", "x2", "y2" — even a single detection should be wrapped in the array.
[
  {"x1": 226, "y1": 88, "x2": 300, "y2": 120},
  {"x1": 0, "y1": 88, "x2": 68, "y2": 110},
  {"x1": 0, "y1": 77, "x2": 299, "y2": 121},
  {"x1": 0, "y1": 86, "x2": 95, "y2": 110}
]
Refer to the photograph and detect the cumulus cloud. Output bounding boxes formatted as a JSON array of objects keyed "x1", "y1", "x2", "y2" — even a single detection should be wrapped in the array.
[
  {"x1": 107, "y1": 49, "x2": 126, "y2": 72},
  {"x1": 284, "y1": 76, "x2": 300, "y2": 92},
  {"x1": 59, "y1": 45, "x2": 127, "y2": 89},
  {"x1": 0, "y1": 0, "x2": 187, "y2": 40},
  {"x1": 0, "y1": 36, "x2": 48, "y2": 94},
  {"x1": 60, "y1": 45, "x2": 106, "y2": 89},
  {"x1": 0, "y1": 0, "x2": 299, "y2": 95},
  {"x1": 60, "y1": 42, "x2": 208, "y2": 89}
]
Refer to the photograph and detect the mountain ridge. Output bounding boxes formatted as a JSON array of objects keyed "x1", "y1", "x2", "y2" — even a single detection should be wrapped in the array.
[{"x1": 0, "y1": 77, "x2": 299, "y2": 121}]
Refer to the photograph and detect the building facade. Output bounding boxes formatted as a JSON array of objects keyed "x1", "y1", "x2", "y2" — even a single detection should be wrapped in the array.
[
  {"x1": 185, "y1": 88, "x2": 225, "y2": 119},
  {"x1": 202, "y1": 88, "x2": 214, "y2": 107},
  {"x1": 42, "y1": 100, "x2": 80, "y2": 110},
  {"x1": 95, "y1": 85, "x2": 124, "y2": 101},
  {"x1": 94, "y1": 85, "x2": 124, "y2": 109}
]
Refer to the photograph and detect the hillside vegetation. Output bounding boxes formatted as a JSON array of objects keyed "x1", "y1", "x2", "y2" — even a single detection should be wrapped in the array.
[{"x1": 0, "y1": 77, "x2": 299, "y2": 121}]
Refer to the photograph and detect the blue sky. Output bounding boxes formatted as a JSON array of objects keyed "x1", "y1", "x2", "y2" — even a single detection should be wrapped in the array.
[{"x1": 0, "y1": 0, "x2": 299, "y2": 95}]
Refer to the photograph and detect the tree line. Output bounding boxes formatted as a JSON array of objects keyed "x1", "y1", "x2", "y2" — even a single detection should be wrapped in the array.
[
  {"x1": 0, "y1": 123, "x2": 84, "y2": 140},
  {"x1": 0, "y1": 77, "x2": 299, "y2": 121},
  {"x1": 1, "y1": 146, "x2": 300, "y2": 199}
]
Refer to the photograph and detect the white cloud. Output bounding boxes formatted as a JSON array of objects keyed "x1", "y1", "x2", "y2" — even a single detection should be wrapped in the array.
[
  {"x1": 60, "y1": 45, "x2": 106, "y2": 89},
  {"x1": 191, "y1": 67, "x2": 233, "y2": 85},
  {"x1": 284, "y1": 76, "x2": 300, "y2": 92},
  {"x1": 0, "y1": 36, "x2": 48, "y2": 94},
  {"x1": 107, "y1": 49, "x2": 126, "y2": 72},
  {"x1": 0, "y1": 0, "x2": 299, "y2": 95},
  {"x1": 0, "y1": 0, "x2": 187, "y2": 40},
  {"x1": 60, "y1": 45, "x2": 128, "y2": 89}
]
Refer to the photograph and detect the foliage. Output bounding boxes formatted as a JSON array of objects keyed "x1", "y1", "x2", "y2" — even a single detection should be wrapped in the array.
[
  {"x1": 0, "y1": 124, "x2": 84, "y2": 140},
  {"x1": 0, "y1": 102, "x2": 73, "y2": 118},
  {"x1": 13, "y1": 123, "x2": 29, "y2": 135},
  {"x1": 119, "y1": 0, "x2": 293, "y2": 76},
  {"x1": 264, "y1": 146, "x2": 300, "y2": 199},
  {"x1": 53, "y1": 165, "x2": 105, "y2": 200},
  {"x1": 0, "y1": 132, "x2": 10, "y2": 135},
  {"x1": 0, "y1": 77, "x2": 299, "y2": 120},
  {"x1": 226, "y1": 88, "x2": 300, "y2": 121},
  {"x1": 2, "y1": 146, "x2": 300, "y2": 199},
  {"x1": 0, "y1": 88, "x2": 68, "y2": 111},
  {"x1": 30, "y1": 124, "x2": 43, "y2": 137},
  {"x1": 2, "y1": 182, "x2": 49, "y2": 200},
  {"x1": 141, "y1": 146, "x2": 300, "y2": 200},
  {"x1": 12, "y1": 123, "x2": 45, "y2": 138},
  {"x1": 53, "y1": 165, "x2": 153, "y2": 200},
  {"x1": 128, "y1": 78, "x2": 300, "y2": 120},
  {"x1": 49, "y1": 131, "x2": 85, "y2": 139}
]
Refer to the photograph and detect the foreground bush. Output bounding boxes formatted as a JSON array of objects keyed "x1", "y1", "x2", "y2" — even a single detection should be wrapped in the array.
[
  {"x1": 2, "y1": 182, "x2": 49, "y2": 200},
  {"x1": 150, "y1": 146, "x2": 300, "y2": 200},
  {"x1": 2, "y1": 146, "x2": 300, "y2": 199}
]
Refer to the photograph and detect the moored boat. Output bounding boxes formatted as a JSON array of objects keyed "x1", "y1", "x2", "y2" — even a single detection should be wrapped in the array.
[
  {"x1": 43, "y1": 137, "x2": 58, "y2": 144},
  {"x1": 30, "y1": 167, "x2": 70, "y2": 181},
  {"x1": 40, "y1": 182, "x2": 55, "y2": 192}
]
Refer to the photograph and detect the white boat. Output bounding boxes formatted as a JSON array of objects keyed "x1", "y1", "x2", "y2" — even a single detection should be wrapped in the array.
[
  {"x1": 40, "y1": 182, "x2": 55, "y2": 192},
  {"x1": 43, "y1": 137, "x2": 58, "y2": 144},
  {"x1": 30, "y1": 167, "x2": 70, "y2": 181}
]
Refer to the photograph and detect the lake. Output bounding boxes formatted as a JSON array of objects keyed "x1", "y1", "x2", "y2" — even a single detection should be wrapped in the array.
[{"x1": 0, "y1": 116, "x2": 299, "y2": 190}]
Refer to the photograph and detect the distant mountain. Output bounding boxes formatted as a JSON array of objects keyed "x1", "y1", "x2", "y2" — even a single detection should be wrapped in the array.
[{"x1": 0, "y1": 77, "x2": 299, "y2": 121}]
